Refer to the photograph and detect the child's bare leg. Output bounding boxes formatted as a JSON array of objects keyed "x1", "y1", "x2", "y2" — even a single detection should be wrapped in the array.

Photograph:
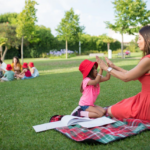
[
  {"x1": 16, "y1": 73, "x2": 24, "y2": 78},
  {"x1": 94, "y1": 105, "x2": 106, "y2": 114},
  {"x1": 86, "y1": 106, "x2": 105, "y2": 118},
  {"x1": 88, "y1": 112, "x2": 101, "y2": 118}
]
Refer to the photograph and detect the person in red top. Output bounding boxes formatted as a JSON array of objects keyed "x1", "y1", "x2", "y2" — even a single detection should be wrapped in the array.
[
  {"x1": 16, "y1": 63, "x2": 33, "y2": 80},
  {"x1": 95, "y1": 25, "x2": 150, "y2": 121}
]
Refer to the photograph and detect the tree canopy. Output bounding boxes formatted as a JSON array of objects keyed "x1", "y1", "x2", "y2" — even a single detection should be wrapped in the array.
[
  {"x1": 16, "y1": 0, "x2": 38, "y2": 63},
  {"x1": 56, "y1": 8, "x2": 85, "y2": 58},
  {"x1": 105, "y1": 0, "x2": 150, "y2": 57},
  {"x1": 0, "y1": 23, "x2": 20, "y2": 60},
  {"x1": 0, "y1": 13, "x2": 18, "y2": 24}
]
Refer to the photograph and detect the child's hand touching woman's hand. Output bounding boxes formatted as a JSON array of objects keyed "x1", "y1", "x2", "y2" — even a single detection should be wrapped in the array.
[
  {"x1": 96, "y1": 56, "x2": 108, "y2": 71},
  {"x1": 105, "y1": 57, "x2": 115, "y2": 68}
]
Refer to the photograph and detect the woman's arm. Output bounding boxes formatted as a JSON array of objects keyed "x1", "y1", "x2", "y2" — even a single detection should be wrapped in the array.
[
  {"x1": 113, "y1": 65, "x2": 127, "y2": 73},
  {"x1": 87, "y1": 69, "x2": 103, "y2": 85},
  {"x1": 96, "y1": 56, "x2": 150, "y2": 82},
  {"x1": 105, "y1": 57, "x2": 127, "y2": 73}
]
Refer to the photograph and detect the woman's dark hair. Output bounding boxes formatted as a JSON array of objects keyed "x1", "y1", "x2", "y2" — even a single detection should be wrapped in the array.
[
  {"x1": 80, "y1": 67, "x2": 95, "y2": 93},
  {"x1": 12, "y1": 56, "x2": 20, "y2": 64},
  {"x1": 139, "y1": 25, "x2": 150, "y2": 56}
]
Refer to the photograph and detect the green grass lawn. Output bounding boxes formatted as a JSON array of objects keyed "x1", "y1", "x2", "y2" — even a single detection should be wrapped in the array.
[{"x1": 1, "y1": 53, "x2": 150, "y2": 150}]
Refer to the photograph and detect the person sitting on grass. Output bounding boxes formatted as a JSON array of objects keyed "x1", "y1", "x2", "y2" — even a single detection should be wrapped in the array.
[
  {"x1": 95, "y1": 25, "x2": 150, "y2": 121},
  {"x1": 28, "y1": 62, "x2": 39, "y2": 78},
  {"x1": 0, "y1": 64, "x2": 14, "y2": 82},
  {"x1": 78, "y1": 59, "x2": 111, "y2": 118},
  {"x1": 16, "y1": 62, "x2": 33, "y2": 80},
  {"x1": 11, "y1": 56, "x2": 22, "y2": 75}
]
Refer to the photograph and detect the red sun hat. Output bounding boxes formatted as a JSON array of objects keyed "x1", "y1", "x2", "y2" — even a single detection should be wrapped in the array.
[
  {"x1": 28, "y1": 62, "x2": 34, "y2": 67},
  {"x1": 22, "y1": 62, "x2": 28, "y2": 68},
  {"x1": 6, "y1": 64, "x2": 12, "y2": 71},
  {"x1": 79, "y1": 59, "x2": 98, "y2": 79}
]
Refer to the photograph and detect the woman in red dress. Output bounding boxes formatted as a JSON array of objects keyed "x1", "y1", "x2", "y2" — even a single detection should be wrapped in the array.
[{"x1": 96, "y1": 25, "x2": 150, "y2": 121}]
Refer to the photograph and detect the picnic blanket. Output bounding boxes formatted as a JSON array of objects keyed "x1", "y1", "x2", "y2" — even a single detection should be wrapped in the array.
[{"x1": 49, "y1": 115, "x2": 150, "y2": 144}]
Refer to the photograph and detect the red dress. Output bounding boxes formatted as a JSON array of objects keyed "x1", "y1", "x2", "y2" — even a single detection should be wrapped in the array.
[{"x1": 111, "y1": 55, "x2": 150, "y2": 121}]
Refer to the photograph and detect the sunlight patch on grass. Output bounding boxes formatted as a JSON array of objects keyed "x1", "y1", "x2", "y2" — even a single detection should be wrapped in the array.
[{"x1": 39, "y1": 67, "x2": 79, "y2": 75}]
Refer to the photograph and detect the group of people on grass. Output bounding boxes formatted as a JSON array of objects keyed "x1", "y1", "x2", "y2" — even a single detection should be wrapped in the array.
[
  {"x1": 0, "y1": 56, "x2": 39, "y2": 82},
  {"x1": 0, "y1": 25, "x2": 150, "y2": 122},
  {"x1": 78, "y1": 25, "x2": 150, "y2": 121}
]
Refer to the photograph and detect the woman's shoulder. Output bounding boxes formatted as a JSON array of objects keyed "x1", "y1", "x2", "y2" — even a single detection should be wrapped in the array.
[
  {"x1": 141, "y1": 54, "x2": 150, "y2": 60},
  {"x1": 140, "y1": 54, "x2": 150, "y2": 76}
]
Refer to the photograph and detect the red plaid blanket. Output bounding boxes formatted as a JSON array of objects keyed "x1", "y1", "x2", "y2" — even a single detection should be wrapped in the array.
[{"x1": 49, "y1": 115, "x2": 150, "y2": 144}]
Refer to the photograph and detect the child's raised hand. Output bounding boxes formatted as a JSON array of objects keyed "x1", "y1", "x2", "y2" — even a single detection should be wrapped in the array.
[
  {"x1": 96, "y1": 56, "x2": 107, "y2": 70},
  {"x1": 105, "y1": 57, "x2": 115, "y2": 68}
]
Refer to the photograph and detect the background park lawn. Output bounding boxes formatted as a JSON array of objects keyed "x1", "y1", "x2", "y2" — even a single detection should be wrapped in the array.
[{"x1": 1, "y1": 52, "x2": 150, "y2": 150}]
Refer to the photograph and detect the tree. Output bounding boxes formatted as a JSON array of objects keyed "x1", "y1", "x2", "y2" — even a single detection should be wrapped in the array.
[
  {"x1": 0, "y1": 37, "x2": 7, "y2": 58},
  {"x1": 16, "y1": 0, "x2": 38, "y2": 63},
  {"x1": 97, "y1": 34, "x2": 115, "y2": 51},
  {"x1": 56, "y1": 8, "x2": 85, "y2": 59},
  {"x1": 0, "y1": 13, "x2": 18, "y2": 24},
  {"x1": 0, "y1": 23, "x2": 20, "y2": 60},
  {"x1": 102, "y1": 36, "x2": 115, "y2": 51},
  {"x1": 27, "y1": 25, "x2": 55, "y2": 58},
  {"x1": 105, "y1": 0, "x2": 150, "y2": 58}
]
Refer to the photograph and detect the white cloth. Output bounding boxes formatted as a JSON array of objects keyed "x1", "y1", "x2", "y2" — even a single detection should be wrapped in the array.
[
  {"x1": 32, "y1": 67, "x2": 39, "y2": 77},
  {"x1": 1, "y1": 77, "x2": 9, "y2": 81}
]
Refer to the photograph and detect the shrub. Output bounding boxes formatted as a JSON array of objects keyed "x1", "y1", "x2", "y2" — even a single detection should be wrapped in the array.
[
  {"x1": 49, "y1": 49, "x2": 77, "y2": 59},
  {"x1": 40, "y1": 53, "x2": 49, "y2": 58},
  {"x1": 30, "y1": 49, "x2": 38, "y2": 58}
]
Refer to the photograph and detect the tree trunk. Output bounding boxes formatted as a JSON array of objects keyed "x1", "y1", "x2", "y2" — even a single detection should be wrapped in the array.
[
  {"x1": 121, "y1": 33, "x2": 124, "y2": 58},
  {"x1": 66, "y1": 40, "x2": 68, "y2": 59},
  {"x1": 79, "y1": 41, "x2": 81, "y2": 55},
  {"x1": 0, "y1": 46, "x2": 2, "y2": 59},
  {"x1": 21, "y1": 36, "x2": 24, "y2": 63},
  {"x1": 1, "y1": 46, "x2": 8, "y2": 61}
]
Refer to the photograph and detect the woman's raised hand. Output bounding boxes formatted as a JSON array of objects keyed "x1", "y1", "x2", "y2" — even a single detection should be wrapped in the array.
[
  {"x1": 105, "y1": 57, "x2": 115, "y2": 68},
  {"x1": 96, "y1": 56, "x2": 108, "y2": 70}
]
